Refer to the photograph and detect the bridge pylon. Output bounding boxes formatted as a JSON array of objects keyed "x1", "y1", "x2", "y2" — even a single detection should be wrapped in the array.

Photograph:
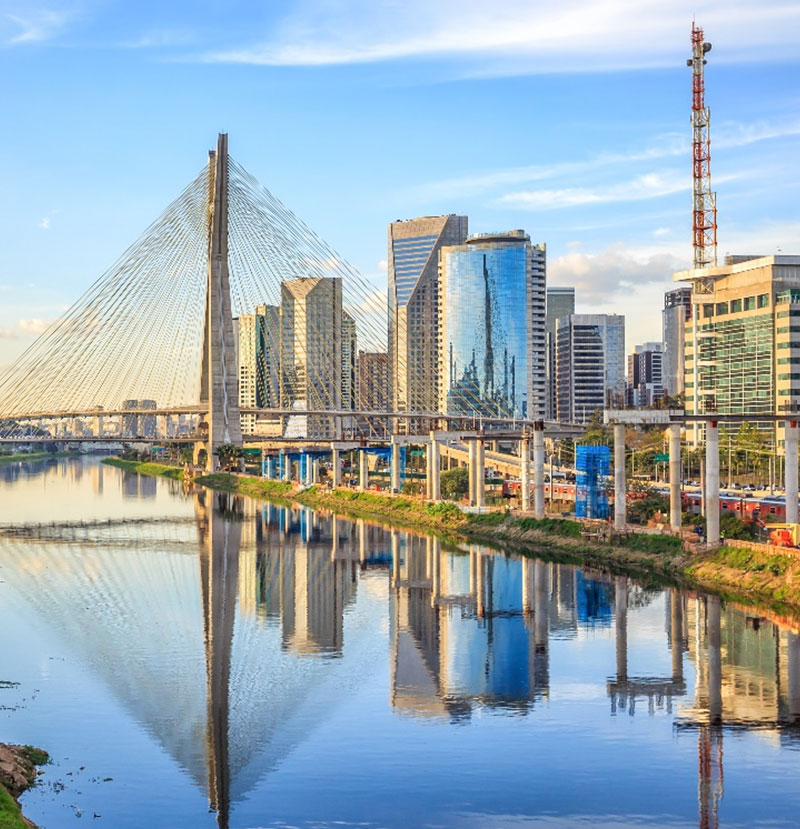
[{"x1": 199, "y1": 134, "x2": 242, "y2": 471}]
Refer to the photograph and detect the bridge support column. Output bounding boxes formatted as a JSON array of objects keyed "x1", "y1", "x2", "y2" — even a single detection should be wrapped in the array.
[
  {"x1": 468, "y1": 440, "x2": 477, "y2": 505},
  {"x1": 282, "y1": 452, "x2": 292, "y2": 483},
  {"x1": 615, "y1": 576, "x2": 628, "y2": 681},
  {"x1": 266, "y1": 455, "x2": 277, "y2": 479},
  {"x1": 390, "y1": 437, "x2": 401, "y2": 493},
  {"x1": 359, "y1": 449, "x2": 368, "y2": 492},
  {"x1": 614, "y1": 423, "x2": 626, "y2": 531},
  {"x1": 668, "y1": 424, "x2": 682, "y2": 533},
  {"x1": 705, "y1": 420, "x2": 720, "y2": 546},
  {"x1": 427, "y1": 433, "x2": 440, "y2": 502},
  {"x1": 520, "y1": 436, "x2": 531, "y2": 512},
  {"x1": 785, "y1": 419, "x2": 799, "y2": 525},
  {"x1": 533, "y1": 423, "x2": 545, "y2": 520},
  {"x1": 475, "y1": 439, "x2": 485, "y2": 508},
  {"x1": 331, "y1": 446, "x2": 341, "y2": 487}
]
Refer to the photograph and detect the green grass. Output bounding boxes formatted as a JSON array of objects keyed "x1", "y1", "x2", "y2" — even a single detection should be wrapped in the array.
[
  {"x1": 516, "y1": 516, "x2": 584, "y2": 539},
  {"x1": 195, "y1": 474, "x2": 293, "y2": 501},
  {"x1": 102, "y1": 458, "x2": 182, "y2": 480},
  {"x1": 19, "y1": 747, "x2": 48, "y2": 768},
  {"x1": 610, "y1": 533, "x2": 683, "y2": 555},
  {"x1": 466, "y1": 512, "x2": 506, "y2": 527},
  {"x1": 0, "y1": 784, "x2": 27, "y2": 829},
  {"x1": 714, "y1": 544, "x2": 790, "y2": 576}
]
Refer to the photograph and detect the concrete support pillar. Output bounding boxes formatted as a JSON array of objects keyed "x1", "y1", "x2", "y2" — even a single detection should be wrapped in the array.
[
  {"x1": 468, "y1": 440, "x2": 477, "y2": 506},
  {"x1": 707, "y1": 595, "x2": 722, "y2": 725},
  {"x1": 331, "y1": 446, "x2": 341, "y2": 487},
  {"x1": 668, "y1": 423, "x2": 682, "y2": 533},
  {"x1": 785, "y1": 420, "x2": 799, "y2": 525},
  {"x1": 533, "y1": 425, "x2": 545, "y2": 520},
  {"x1": 520, "y1": 437, "x2": 531, "y2": 512},
  {"x1": 390, "y1": 437, "x2": 401, "y2": 493},
  {"x1": 475, "y1": 440, "x2": 485, "y2": 508},
  {"x1": 282, "y1": 453, "x2": 292, "y2": 483},
  {"x1": 705, "y1": 420, "x2": 720, "y2": 546},
  {"x1": 614, "y1": 423, "x2": 626, "y2": 531},
  {"x1": 427, "y1": 433, "x2": 440, "y2": 502},
  {"x1": 469, "y1": 546, "x2": 477, "y2": 596},
  {"x1": 475, "y1": 550, "x2": 485, "y2": 617},
  {"x1": 359, "y1": 449, "x2": 368, "y2": 492},
  {"x1": 330, "y1": 514, "x2": 339, "y2": 558},
  {"x1": 615, "y1": 576, "x2": 628, "y2": 680}
]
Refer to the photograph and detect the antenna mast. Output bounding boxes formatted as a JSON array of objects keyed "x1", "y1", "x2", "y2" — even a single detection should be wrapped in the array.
[{"x1": 688, "y1": 22, "x2": 717, "y2": 271}]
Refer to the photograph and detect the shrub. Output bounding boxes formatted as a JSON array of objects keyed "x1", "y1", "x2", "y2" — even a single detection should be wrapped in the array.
[
  {"x1": 611, "y1": 533, "x2": 682, "y2": 555},
  {"x1": 441, "y1": 467, "x2": 469, "y2": 500},
  {"x1": 516, "y1": 516, "x2": 583, "y2": 538}
]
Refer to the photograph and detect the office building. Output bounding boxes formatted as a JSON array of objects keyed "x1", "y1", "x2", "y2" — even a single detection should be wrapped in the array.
[
  {"x1": 357, "y1": 350, "x2": 389, "y2": 436},
  {"x1": 388, "y1": 215, "x2": 468, "y2": 417},
  {"x1": 627, "y1": 342, "x2": 664, "y2": 407},
  {"x1": 341, "y1": 311, "x2": 357, "y2": 411},
  {"x1": 280, "y1": 277, "x2": 342, "y2": 438},
  {"x1": 437, "y1": 230, "x2": 546, "y2": 420},
  {"x1": 675, "y1": 254, "x2": 800, "y2": 447},
  {"x1": 546, "y1": 287, "x2": 576, "y2": 420},
  {"x1": 121, "y1": 398, "x2": 157, "y2": 438},
  {"x1": 238, "y1": 305, "x2": 280, "y2": 435},
  {"x1": 555, "y1": 314, "x2": 625, "y2": 423},
  {"x1": 662, "y1": 287, "x2": 691, "y2": 399}
]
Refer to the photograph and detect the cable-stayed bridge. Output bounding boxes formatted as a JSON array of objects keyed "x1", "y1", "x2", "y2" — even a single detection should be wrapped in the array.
[{"x1": 0, "y1": 134, "x2": 576, "y2": 471}]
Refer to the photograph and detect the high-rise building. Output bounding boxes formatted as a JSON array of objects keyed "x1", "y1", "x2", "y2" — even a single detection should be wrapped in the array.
[
  {"x1": 280, "y1": 276, "x2": 342, "y2": 438},
  {"x1": 545, "y1": 287, "x2": 576, "y2": 419},
  {"x1": 121, "y1": 398, "x2": 157, "y2": 437},
  {"x1": 627, "y1": 342, "x2": 664, "y2": 407},
  {"x1": 357, "y1": 350, "x2": 389, "y2": 436},
  {"x1": 662, "y1": 287, "x2": 692, "y2": 399},
  {"x1": 675, "y1": 254, "x2": 800, "y2": 447},
  {"x1": 388, "y1": 215, "x2": 468, "y2": 417},
  {"x1": 555, "y1": 314, "x2": 625, "y2": 423},
  {"x1": 238, "y1": 305, "x2": 280, "y2": 434},
  {"x1": 341, "y1": 311, "x2": 357, "y2": 411},
  {"x1": 438, "y1": 230, "x2": 546, "y2": 420}
]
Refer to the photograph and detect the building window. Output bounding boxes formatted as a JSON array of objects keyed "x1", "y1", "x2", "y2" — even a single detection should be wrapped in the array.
[
  {"x1": 703, "y1": 304, "x2": 714, "y2": 318},
  {"x1": 758, "y1": 294, "x2": 769, "y2": 308},
  {"x1": 730, "y1": 299, "x2": 742, "y2": 313},
  {"x1": 744, "y1": 296, "x2": 756, "y2": 311},
  {"x1": 715, "y1": 302, "x2": 728, "y2": 316}
]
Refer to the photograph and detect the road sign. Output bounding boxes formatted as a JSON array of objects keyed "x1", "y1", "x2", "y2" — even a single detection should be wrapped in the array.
[{"x1": 654, "y1": 453, "x2": 669, "y2": 462}]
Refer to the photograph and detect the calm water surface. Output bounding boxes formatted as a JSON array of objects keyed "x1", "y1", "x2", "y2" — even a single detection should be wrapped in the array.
[{"x1": 1, "y1": 457, "x2": 799, "y2": 828}]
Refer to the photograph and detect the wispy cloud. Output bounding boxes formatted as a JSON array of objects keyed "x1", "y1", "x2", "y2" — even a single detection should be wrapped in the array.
[
  {"x1": 496, "y1": 170, "x2": 692, "y2": 210},
  {"x1": 0, "y1": 327, "x2": 17, "y2": 339},
  {"x1": 3, "y1": 8, "x2": 73, "y2": 45},
  {"x1": 17, "y1": 318, "x2": 52, "y2": 335},
  {"x1": 198, "y1": 0, "x2": 800, "y2": 72},
  {"x1": 415, "y1": 118, "x2": 800, "y2": 200},
  {"x1": 39, "y1": 216, "x2": 51, "y2": 230},
  {"x1": 120, "y1": 28, "x2": 195, "y2": 49}
]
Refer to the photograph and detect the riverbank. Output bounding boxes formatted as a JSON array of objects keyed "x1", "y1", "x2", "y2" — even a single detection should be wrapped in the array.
[
  {"x1": 102, "y1": 458, "x2": 800, "y2": 617},
  {"x1": 0, "y1": 744, "x2": 48, "y2": 829},
  {"x1": 0, "y1": 451, "x2": 78, "y2": 467}
]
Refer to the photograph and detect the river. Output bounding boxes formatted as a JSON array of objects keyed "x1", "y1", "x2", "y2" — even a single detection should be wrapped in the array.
[{"x1": 1, "y1": 456, "x2": 799, "y2": 828}]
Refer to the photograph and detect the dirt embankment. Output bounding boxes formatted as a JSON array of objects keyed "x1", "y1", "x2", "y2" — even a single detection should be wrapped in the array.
[{"x1": 0, "y1": 744, "x2": 49, "y2": 829}]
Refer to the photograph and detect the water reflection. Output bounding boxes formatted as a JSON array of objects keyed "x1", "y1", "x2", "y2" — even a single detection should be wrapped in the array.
[{"x1": 2, "y1": 464, "x2": 800, "y2": 827}]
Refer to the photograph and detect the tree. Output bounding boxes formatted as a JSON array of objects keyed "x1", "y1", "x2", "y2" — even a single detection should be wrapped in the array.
[
  {"x1": 215, "y1": 443, "x2": 244, "y2": 470},
  {"x1": 441, "y1": 467, "x2": 469, "y2": 500}
]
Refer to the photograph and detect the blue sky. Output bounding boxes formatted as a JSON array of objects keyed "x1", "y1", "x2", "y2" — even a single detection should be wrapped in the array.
[{"x1": 1, "y1": 0, "x2": 800, "y2": 370}]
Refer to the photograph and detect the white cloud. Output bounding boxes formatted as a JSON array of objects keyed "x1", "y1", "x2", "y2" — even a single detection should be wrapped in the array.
[
  {"x1": 496, "y1": 170, "x2": 689, "y2": 210},
  {"x1": 121, "y1": 28, "x2": 195, "y2": 49},
  {"x1": 198, "y1": 0, "x2": 800, "y2": 72},
  {"x1": 653, "y1": 228, "x2": 671, "y2": 237},
  {"x1": 17, "y1": 318, "x2": 52, "y2": 335},
  {"x1": 377, "y1": 259, "x2": 387, "y2": 272},
  {"x1": 0, "y1": 328, "x2": 17, "y2": 339},
  {"x1": 3, "y1": 8, "x2": 73, "y2": 45},
  {"x1": 39, "y1": 216, "x2": 51, "y2": 230}
]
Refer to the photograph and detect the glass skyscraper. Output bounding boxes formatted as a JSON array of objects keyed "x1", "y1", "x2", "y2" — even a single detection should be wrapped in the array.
[
  {"x1": 438, "y1": 231, "x2": 546, "y2": 420},
  {"x1": 388, "y1": 215, "x2": 468, "y2": 416}
]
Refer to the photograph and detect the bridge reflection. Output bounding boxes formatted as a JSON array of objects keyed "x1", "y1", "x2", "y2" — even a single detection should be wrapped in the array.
[{"x1": 2, "y1": 487, "x2": 800, "y2": 827}]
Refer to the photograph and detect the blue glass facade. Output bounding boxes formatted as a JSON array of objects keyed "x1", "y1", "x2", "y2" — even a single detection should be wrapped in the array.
[
  {"x1": 391, "y1": 234, "x2": 438, "y2": 306},
  {"x1": 439, "y1": 234, "x2": 543, "y2": 419}
]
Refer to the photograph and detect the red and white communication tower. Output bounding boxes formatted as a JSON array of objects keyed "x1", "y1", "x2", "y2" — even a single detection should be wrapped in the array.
[{"x1": 688, "y1": 23, "x2": 717, "y2": 270}]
